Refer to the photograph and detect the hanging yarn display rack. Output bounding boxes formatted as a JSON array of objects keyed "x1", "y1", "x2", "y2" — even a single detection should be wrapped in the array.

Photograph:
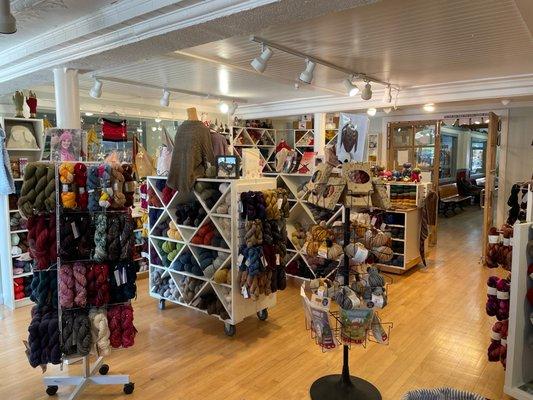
[
  {"x1": 308, "y1": 201, "x2": 393, "y2": 400},
  {"x1": 42, "y1": 161, "x2": 135, "y2": 399}
]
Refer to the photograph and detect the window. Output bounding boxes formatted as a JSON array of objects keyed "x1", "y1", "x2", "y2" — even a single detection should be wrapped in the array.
[
  {"x1": 470, "y1": 139, "x2": 487, "y2": 175},
  {"x1": 439, "y1": 134, "x2": 457, "y2": 182}
]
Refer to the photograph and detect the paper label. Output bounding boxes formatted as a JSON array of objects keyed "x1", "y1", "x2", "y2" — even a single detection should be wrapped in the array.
[
  {"x1": 277, "y1": 198, "x2": 283, "y2": 209},
  {"x1": 62, "y1": 184, "x2": 69, "y2": 192},
  {"x1": 87, "y1": 189, "x2": 95, "y2": 194},
  {"x1": 237, "y1": 254, "x2": 244, "y2": 265},
  {"x1": 503, "y1": 238, "x2": 510, "y2": 246},
  {"x1": 372, "y1": 294, "x2": 384, "y2": 309},
  {"x1": 122, "y1": 267, "x2": 128, "y2": 284},
  {"x1": 238, "y1": 201, "x2": 243, "y2": 213},
  {"x1": 371, "y1": 217, "x2": 377, "y2": 225},
  {"x1": 510, "y1": 237, "x2": 514, "y2": 246},
  {"x1": 79, "y1": 187, "x2": 85, "y2": 194},
  {"x1": 488, "y1": 235, "x2": 499, "y2": 244},
  {"x1": 276, "y1": 254, "x2": 280, "y2": 265},
  {"x1": 487, "y1": 286, "x2": 497, "y2": 295},
  {"x1": 114, "y1": 269, "x2": 121, "y2": 286},
  {"x1": 496, "y1": 290, "x2": 509, "y2": 300},
  {"x1": 380, "y1": 223, "x2": 387, "y2": 231},
  {"x1": 71, "y1": 222, "x2": 80, "y2": 239},
  {"x1": 490, "y1": 330, "x2": 501, "y2": 340},
  {"x1": 245, "y1": 258, "x2": 251, "y2": 267},
  {"x1": 241, "y1": 285, "x2": 250, "y2": 299},
  {"x1": 261, "y1": 256, "x2": 267, "y2": 266},
  {"x1": 141, "y1": 252, "x2": 148, "y2": 258},
  {"x1": 501, "y1": 338, "x2": 507, "y2": 346}
]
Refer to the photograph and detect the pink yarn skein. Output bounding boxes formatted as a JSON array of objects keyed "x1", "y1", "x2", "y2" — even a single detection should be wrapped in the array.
[
  {"x1": 73, "y1": 262, "x2": 87, "y2": 307},
  {"x1": 59, "y1": 265, "x2": 75, "y2": 309}
]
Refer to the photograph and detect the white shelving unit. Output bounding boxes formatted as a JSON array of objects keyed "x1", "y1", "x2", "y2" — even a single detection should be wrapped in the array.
[
  {"x1": 270, "y1": 173, "x2": 343, "y2": 281},
  {"x1": 147, "y1": 176, "x2": 278, "y2": 335},
  {"x1": 505, "y1": 221, "x2": 533, "y2": 400},
  {"x1": 230, "y1": 127, "x2": 277, "y2": 173},
  {"x1": 0, "y1": 117, "x2": 44, "y2": 308}
]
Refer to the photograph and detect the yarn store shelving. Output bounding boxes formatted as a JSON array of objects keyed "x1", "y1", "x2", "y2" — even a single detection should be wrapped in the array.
[
  {"x1": 504, "y1": 221, "x2": 533, "y2": 400},
  {"x1": 0, "y1": 117, "x2": 44, "y2": 309},
  {"x1": 18, "y1": 161, "x2": 138, "y2": 398},
  {"x1": 147, "y1": 175, "x2": 287, "y2": 335}
]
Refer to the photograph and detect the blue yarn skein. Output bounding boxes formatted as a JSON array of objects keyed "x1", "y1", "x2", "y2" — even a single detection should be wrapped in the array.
[{"x1": 87, "y1": 166, "x2": 101, "y2": 211}]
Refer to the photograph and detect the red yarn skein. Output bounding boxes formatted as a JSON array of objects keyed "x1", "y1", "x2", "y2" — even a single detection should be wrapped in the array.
[
  {"x1": 121, "y1": 304, "x2": 137, "y2": 348},
  {"x1": 107, "y1": 306, "x2": 123, "y2": 348},
  {"x1": 488, "y1": 321, "x2": 503, "y2": 362},
  {"x1": 496, "y1": 279, "x2": 510, "y2": 321},
  {"x1": 87, "y1": 264, "x2": 110, "y2": 307},
  {"x1": 74, "y1": 163, "x2": 88, "y2": 210}
]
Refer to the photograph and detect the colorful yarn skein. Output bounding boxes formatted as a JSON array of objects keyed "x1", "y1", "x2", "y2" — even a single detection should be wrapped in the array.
[
  {"x1": 93, "y1": 213, "x2": 107, "y2": 262},
  {"x1": 110, "y1": 164, "x2": 126, "y2": 208},
  {"x1": 89, "y1": 308, "x2": 111, "y2": 356},
  {"x1": 86, "y1": 264, "x2": 110, "y2": 307},
  {"x1": 119, "y1": 214, "x2": 134, "y2": 260},
  {"x1": 107, "y1": 304, "x2": 136, "y2": 348},
  {"x1": 17, "y1": 163, "x2": 48, "y2": 218},
  {"x1": 87, "y1": 165, "x2": 101, "y2": 211},
  {"x1": 97, "y1": 163, "x2": 113, "y2": 208},
  {"x1": 73, "y1": 262, "x2": 87, "y2": 308},
  {"x1": 59, "y1": 162, "x2": 77, "y2": 208},
  {"x1": 74, "y1": 163, "x2": 88, "y2": 209},
  {"x1": 106, "y1": 214, "x2": 122, "y2": 261},
  {"x1": 59, "y1": 265, "x2": 75, "y2": 309},
  {"x1": 27, "y1": 214, "x2": 56, "y2": 269},
  {"x1": 122, "y1": 164, "x2": 136, "y2": 207}
]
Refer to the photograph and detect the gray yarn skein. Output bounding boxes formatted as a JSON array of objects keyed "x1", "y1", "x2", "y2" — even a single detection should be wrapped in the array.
[
  {"x1": 334, "y1": 286, "x2": 360, "y2": 310},
  {"x1": 93, "y1": 213, "x2": 107, "y2": 262}
]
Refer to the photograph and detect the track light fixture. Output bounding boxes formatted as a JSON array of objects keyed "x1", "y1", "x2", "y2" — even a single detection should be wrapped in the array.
[
  {"x1": 423, "y1": 103, "x2": 435, "y2": 112},
  {"x1": 89, "y1": 78, "x2": 102, "y2": 99},
  {"x1": 383, "y1": 85, "x2": 392, "y2": 103},
  {"x1": 160, "y1": 89, "x2": 170, "y2": 107},
  {"x1": 299, "y1": 59, "x2": 316, "y2": 84},
  {"x1": 343, "y1": 78, "x2": 359, "y2": 97},
  {"x1": 367, "y1": 108, "x2": 377, "y2": 116},
  {"x1": 219, "y1": 101, "x2": 229, "y2": 114},
  {"x1": 229, "y1": 101, "x2": 238, "y2": 115},
  {"x1": 361, "y1": 82, "x2": 372, "y2": 100},
  {"x1": 251, "y1": 45, "x2": 273, "y2": 73}
]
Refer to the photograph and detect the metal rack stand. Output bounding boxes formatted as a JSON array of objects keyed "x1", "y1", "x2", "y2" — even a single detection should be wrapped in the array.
[
  {"x1": 40, "y1": 161, "x2": 134, "y2": 399},
  {"x1": 309, "y1": 206, "x2": 382, "y2": 400}
]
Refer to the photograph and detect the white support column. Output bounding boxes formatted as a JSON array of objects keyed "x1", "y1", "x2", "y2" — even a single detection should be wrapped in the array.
[
  {"x1": 313, "y1": 112, "x2": 326, "y2": 156},
  {"x1": 53, "y1": 68, "x2": 80, "y2": 129}
]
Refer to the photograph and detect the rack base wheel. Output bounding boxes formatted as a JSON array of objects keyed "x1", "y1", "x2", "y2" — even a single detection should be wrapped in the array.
[
  {"x1": 124, "y1": 382, "x2": 135, "y2": 395},
  {"x1": 99, "y1": 364, "x2": 109, "y2": 375},
  {"x1": 158, "y1": 299, "x2": 166, "y2": 310},
  {"x1": 224, "y1": 323, "x2": 236, "y2": 336},
  {"x1": 46, "y1": 385, "x2": 58, "y2": 396},
  {"x1": 310, "y1": 374, "x2": 381, "y2": 400},
  {"x1": 257, "y1": 309, "x2": 268, "y2": 321}
]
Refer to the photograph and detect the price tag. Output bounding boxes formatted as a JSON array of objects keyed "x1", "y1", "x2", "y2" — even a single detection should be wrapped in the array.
[
  {"x1": 241, "y1": 285, "x2": 250, "y2": 299},
  {"x1": 380, "y1": 223, "x2": 387, "y2": 231},
  {"x1": 114, "y1": 269, "x2": 121, "y2": 286},
  {"x1": 113, "y1": 182, "x2": 119, "y2": 191},
  {"x1": 261, "y1": 256, "x2": 267, "y2": 266},
  {"x1": 237, "y1": 254, "x2": 244, "y2": 265},
  {"x1": 62, "y1": 184, "x2": 69, "y2": 192},
  {"x1": 87, "y1": 189, "x2": 94, "y2": 194},
  {"x1": 277, "y1": 198, "x2": 283, "y2": 209},
  {"x1": 238, "y1": 201, "x2": 243, "y2": 213},
  {"x1": 372, "y1": 294, "x2": 384, "y2": 308},
  {"x1": 371, "y1": 216, "x2": 377, "y2": 226},
  {"x1": 276, "y1": 254, "x2": 280, "y2": 265},
  {"x1": 71, "y1": 222, "x2": 80, "y2": 239},
  {"x1": 79, "y1": 187, "x2": 85, "y2": 194}
]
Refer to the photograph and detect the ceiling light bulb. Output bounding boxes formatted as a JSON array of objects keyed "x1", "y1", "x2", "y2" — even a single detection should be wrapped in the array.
[
  {"x1": 343, "y1": 78, "x2": 359, "y2": 97},
  {"x1": 157, "y1": 126, "x2": 162, "y2": 131},
  {"x1": 160, "y1": 89, "x2": 170, "y2": 107},
  {"x1": 219, "y1": 102, "x2": 229, "y2": 113},
  {"x1": 229, "y1": 102, "x2": 238, "y2": 116},
  {"x1": 0, "y1": 0, "x2": 16, "y2": 34},
  {"x1": 154, "y1": 117, "x2": 162, "y2": 123},
  {"x1": 299, "y1": 59, "x2": 316, "y2": 84},
  {"x1": 383, "y1": 107, "x2": 392, "y2": 114},
  {"x1": 484, "y1": 118, "x2": 490, "y2": 124},
  {"x1": 367, "y1": 108, "x2": 377, "y2": 116},
  {"x1": 89, "y1": 79, "x2": 102, "y2": 99},
  {"x1": 423, "y1": 103, "x2": 435, "y2": 112},
  {"x1": 136, "y1": 126, "x2": 143, "y2": 133},
  {"x1": 383, "y1": 85, "x2": 392, "y2": 103},
  {"x1": 85, "y1": 112, "x2": 94, "y2": 116},
  {"x1": 361, "y1": 82, "x2": 372, "y2": 100},
  {"x1": 250, "y1": 46, "x2": 273, "y2": 73},
  {"x1": 474, "y1": 119, "x2": 481, "y2": 125},
  {"x1": 151, "y1": 126, "x2": 157, "y2": 132}
]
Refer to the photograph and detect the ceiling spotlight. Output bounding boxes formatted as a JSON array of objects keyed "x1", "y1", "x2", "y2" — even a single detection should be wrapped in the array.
[
  {"x1": 154, "y1": 116, "x2": 162, "y2": 123},
  {"x1": 136, "y1": 126, "x2": 143, "y2": 133},
  {"x1": 383, "y1": 85, "x2": 392, "y2": 103},
  {"x1": 361, "y1": 82, "x2": 372, "y2": 100},
  {"x1": 229, "y1": 101, "x2": 238, "y2": 116},
  {"x1": 160, "y1": 89, "x2": 170, "y2": 107},
  {"x1": 85, "y1": 112, "x2": 94, "y2": 116},
  {"x1": 501, "y1": 99, "x2": 511, "y2": 106},
  {"x1": 251, "y1": 45, "x2": 273, "y2": 73},
  {"x1": 151, "y1": 126, "x2": 157, "y2": 132},
  {"x1": 474, "y1": 119, "x2": 481, "y2": 125},
  {"x1": 423, "y1": 103, "x2": 435, "y2": 112},
  {"x1": 89, "y1": 78, "x2": 102, "y2": 98},
  {"x1": 383, "y1": 107, "x2": 392, "y2": 114},
  {"x1": 343, "y1": 78, "x2": 359, "y2": 97},
  {"x1": 0, "y1": 0, "x2": 16, "y2": 34},
  {"x1": 299, "y1": 59, "x2": 316, "y2": 84},
  {"x1": 219, "y1": 101, "x2": 229, "y2": 114},
  {"x1": 367, "y1": 108, "x2": 377, "y2": 116},
  {"x1": 157, "y1": 126, "x2": 162, "y2": 131}
]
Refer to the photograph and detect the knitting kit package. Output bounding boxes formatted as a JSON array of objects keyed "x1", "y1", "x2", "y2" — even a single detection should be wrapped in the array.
[
  {"x1": 339, "y1": 308, "x2": 374, "y2": 345},
  {"x1": 335, "y1": 113, "x2": 369, "y2": 163}
]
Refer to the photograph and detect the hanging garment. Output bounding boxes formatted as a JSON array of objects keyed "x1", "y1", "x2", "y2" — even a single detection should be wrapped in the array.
[
  {"x1": 102, "y1": 118, "x2": 127, "y2": 142},
  {"x1": 210, "y1": 130, "x2": 228, "y2": 156},
  {"x1": 167, "y1": 120, "x2": 215, "y2": 198},
  {"x1": 0, "y1": 127, "x2": 15, "y2": 194},
  {"x1": 419, "y1": 190, "x2": 438, "y2": 267}
]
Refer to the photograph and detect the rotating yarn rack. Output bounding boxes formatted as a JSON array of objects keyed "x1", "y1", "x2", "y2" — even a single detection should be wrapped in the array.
[{"x1": 24, "y1": 161, "x2": 135, "y2": 399}]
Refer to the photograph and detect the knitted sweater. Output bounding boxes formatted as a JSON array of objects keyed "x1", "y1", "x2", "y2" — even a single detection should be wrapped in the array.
[
  {"x1": 0, "y1": 128, "x2": 15, "y2": 195},
  {"x1": 167, "y1": 120, "x2": 215, "y2": 196}
]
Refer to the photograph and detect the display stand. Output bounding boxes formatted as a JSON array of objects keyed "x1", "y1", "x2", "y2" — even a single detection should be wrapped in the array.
[
  {"x1": 147, "y1": 176, "x2": 278, "y2": 335},
  {"x1": 309, "y1": 207, "x2": 382, "y2": 400}
]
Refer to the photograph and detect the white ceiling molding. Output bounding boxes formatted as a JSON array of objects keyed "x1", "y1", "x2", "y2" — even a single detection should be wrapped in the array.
[
  {"x1": 0, "y1": 0, "x2": 378, "y2": 94},
  {"x1": 236, "y1": 74, "x2": 533, "y2": 118}
]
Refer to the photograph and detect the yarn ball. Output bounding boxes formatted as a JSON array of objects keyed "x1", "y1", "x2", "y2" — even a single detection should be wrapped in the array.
[{"x1": 372, "y1": 245, "x2": 393, "y2": 262}]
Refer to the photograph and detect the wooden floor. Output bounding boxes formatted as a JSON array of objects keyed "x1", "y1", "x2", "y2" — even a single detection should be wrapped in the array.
[{"x1": 0, "y1": 207, "x2": 512, "y2": 400}]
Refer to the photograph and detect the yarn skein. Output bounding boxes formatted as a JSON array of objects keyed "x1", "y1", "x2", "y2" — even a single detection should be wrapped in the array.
[
  {"x1": 87, "y1": 264, "x2": 110, "y2": 307},
  {"x1": 74, "y1": 163, "x2": 88, "y2": 209},
  {"x1": 60, "y1": 162, "x2": 76, "y2": 208},
  {"x1": 87, "y1": 165, "x2": 101, "y2": 211},
  {"x1": 59, "y1": 265, "x2": 75, "y2": 309},
  {"x1": 98, "y1": 164, "x2": 113, "y2": 208},
  {"x1": 122, "y1": 164, "x2": 136, "y2": 207},
  {"x1": 73, "y1": 262, "x2": 87, "y2": 308},
  {"x1": 110, "y1": 164, "x2": 126, "y2": 208},
  {"x1": 17, "y1": 163, "x2": 47, "y2": 218},
  {"x1": 89, "y1": 308, "x2": 111, "y2": 356},
  {"x1": 93, "y1": 213, "x2": 107, "y2": 262},
  {"x1": 106, "y1": 214, "x2": 122, "y2": 261}
]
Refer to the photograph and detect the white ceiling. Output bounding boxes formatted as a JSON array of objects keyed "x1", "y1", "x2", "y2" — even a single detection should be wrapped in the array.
[{"x1": 3, "y1": 0, "x2": 533, "y2": 117}]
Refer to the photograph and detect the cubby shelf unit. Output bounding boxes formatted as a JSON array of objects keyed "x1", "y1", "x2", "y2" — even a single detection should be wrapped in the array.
[
  {"x1": 230, "y1": 127, "x2": 277, "y2": 173},
  {"x1": 0, "y1": 117, "x2": 44, "y2": 309},
  {"x1": 147, "y1": 176, "x2": 277, "y2": 334},
  {"x1": 269, "y1": 173, "x2": 344, "y2": 281}
]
